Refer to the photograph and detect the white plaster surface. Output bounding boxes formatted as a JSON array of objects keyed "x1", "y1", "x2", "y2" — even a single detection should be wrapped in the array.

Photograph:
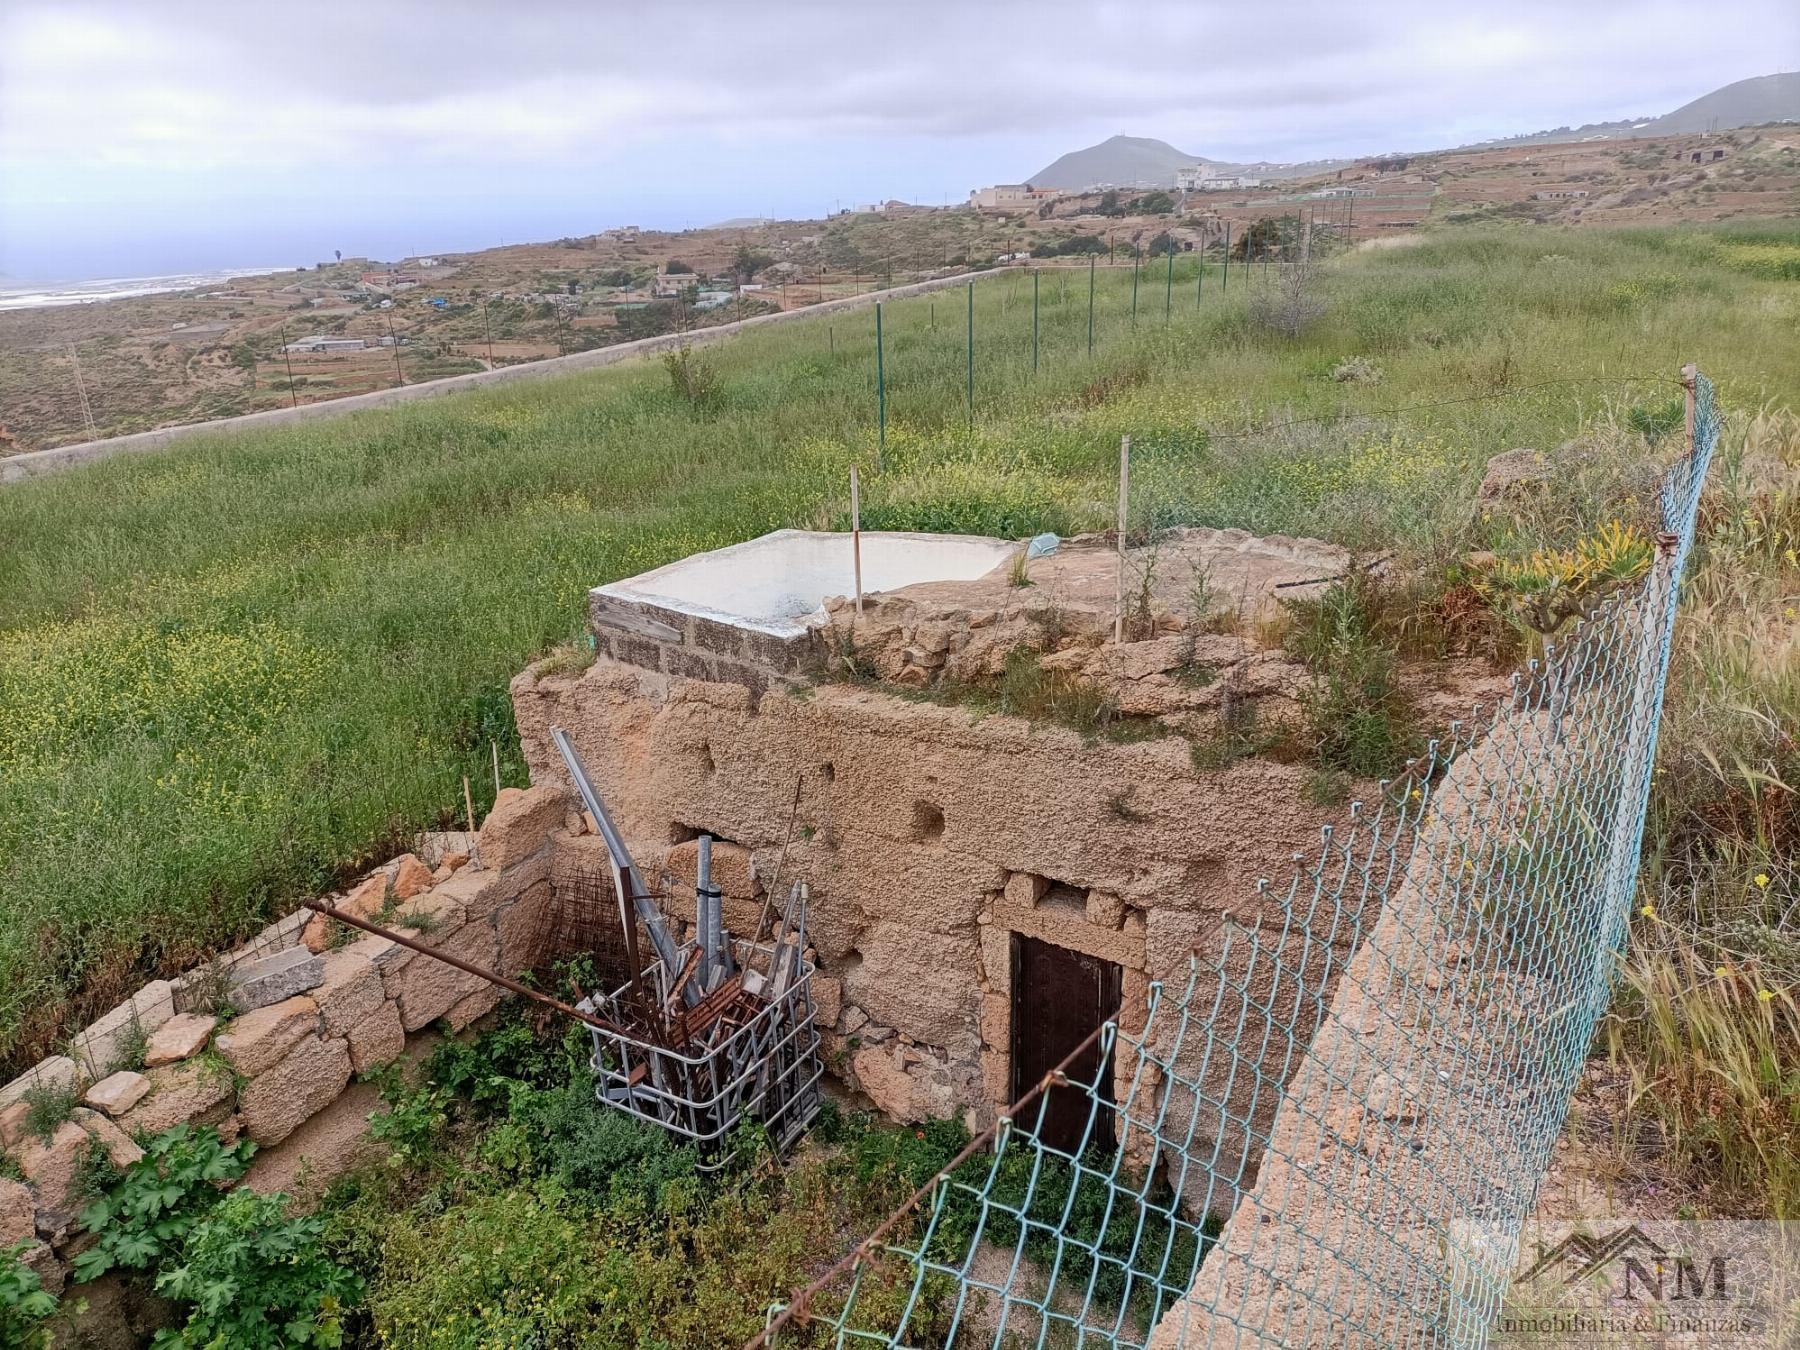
[{"x1": 594, "y1": 528, "x2": 1016, "y2": 637}]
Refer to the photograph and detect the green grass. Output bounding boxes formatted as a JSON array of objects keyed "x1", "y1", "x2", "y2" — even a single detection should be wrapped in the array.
[{"x1": 1, "y1": 221, "x2": 1796, "y2": 1086}]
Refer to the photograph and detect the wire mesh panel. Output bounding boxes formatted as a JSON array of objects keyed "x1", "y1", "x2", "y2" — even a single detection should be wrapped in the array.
[
  {"x1": 756, "y1": 372, "x2": 1719, "y2": 1348},
  {"x1": 582, "y1": 935, "x2": 824, "y2": 1171}
]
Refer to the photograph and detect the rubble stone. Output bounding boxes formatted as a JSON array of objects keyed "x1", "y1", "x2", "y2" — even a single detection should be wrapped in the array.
[
  {"x1": 144, "y1": 1013, "x2": 217, "y2": 1067},
  {"x1": 1475, "y1": 448, "x2": 1552, "y2": 513},
  {"x1": 344, "y1": 1001, "x2": 405, "y2": 1074},
  {"x1": 71, "y1": 1109, "x2": 143, "y2": 1169},
  {"x1": 16, "y1": 1121, "x2": 90, "y2": 1236},
  {"x1": 390, "y1": 853, "x2": 435, "y2": 900},
  {"x1": 477, "y1": 784, "x2": 569, "y2": 870},
  {"x1": 384, "y1": 919, "x2": 499, "y2": 1032},
  {"x1": 118, "y1": 1060, "x2": 235, "y2": 1138},
  {"x1": 237, "y1": 1036, "x2": 351, "y2": 1147},
  {"x1": 82, "y1": 1071, "x2": 151, "y2": 1118},
  {"x1": 313, "y1": 949, "x2": 385, "y2": 1037},
  {"x1": 214, "y1": 996, "x2": 319, "y2": 1077},
  {"x1": 665, "y1": 838, "x2": 758, "y2": 898},
  {"x1": 0, "y1": 1177, "x2": 34, "y2": 1246}
]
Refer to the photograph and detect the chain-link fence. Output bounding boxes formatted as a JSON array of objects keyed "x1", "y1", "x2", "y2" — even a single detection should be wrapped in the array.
[{"x1": 753, "y1": 370, "x2": 1718, "y2": 1349}]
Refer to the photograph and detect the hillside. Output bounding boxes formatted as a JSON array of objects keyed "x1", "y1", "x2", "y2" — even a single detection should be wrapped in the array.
[
  {"x1": 1027, "y1": 134, "x2": 1336, "y2": 190},
  {"x1": 1643, "y1": 71, "x2": 1800, "y2": 135},
  {"x1": 1031, "y1": 73, "x2": 1799, "y2": 188}
]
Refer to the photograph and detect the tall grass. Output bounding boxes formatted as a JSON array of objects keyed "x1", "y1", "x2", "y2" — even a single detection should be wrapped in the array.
[{"x1": 1, "y1": 223, "x2": 1796, "y2": 1127}]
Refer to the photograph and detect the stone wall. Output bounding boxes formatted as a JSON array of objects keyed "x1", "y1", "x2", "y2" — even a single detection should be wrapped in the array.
[
  {"x1": 512, "y1": 655, "x2": 1377, "y2": 1211},
  {"x1": 0, "y1": 784, "x2": 573, "y2": 1304}
]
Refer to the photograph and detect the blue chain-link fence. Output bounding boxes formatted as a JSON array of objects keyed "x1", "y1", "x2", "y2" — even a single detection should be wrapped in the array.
[{"x1": 753, "y1": 370, "x2": 1718, "y2": 1349}]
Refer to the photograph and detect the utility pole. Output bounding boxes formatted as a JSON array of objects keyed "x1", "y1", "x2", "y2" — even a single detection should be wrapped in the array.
[
  {"x1": 384, "y1": 309, "x2": 405, "y2": 385},
  {"x1": 483, "y1": 300, "x2": 495, "y2": 366},
  {"x1": 278, "y1": 326, "x2": 298, "y2": 408},
  {"x1": 68, "y1": 344, "x2": 97, "y2": 437}
]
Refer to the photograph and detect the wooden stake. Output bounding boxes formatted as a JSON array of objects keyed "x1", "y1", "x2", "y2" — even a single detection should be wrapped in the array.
[
  {"x1": 1114, "y1": 435, "x2": 1131, "y2": 644},
  {"x1": 463, "y1": 775, "x2": 481, "y2": 867},
  {"x1": 491, "y1": 740, "x2": 501, "y2": 797},
  {"x1": 850, "y1": 464, "x2": 864, "y2": 616},
  {"x1": 1681, "y1": 362, "x2": 1698, "y2": 456}
]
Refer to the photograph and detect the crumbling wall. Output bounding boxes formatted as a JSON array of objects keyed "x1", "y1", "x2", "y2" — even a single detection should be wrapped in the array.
[
  {"x1": 0, "y1": 785, "x2": 572, "y2": 1309},
  {"x1": 512, "y1": 655, "x2": 1377, "y2": 1201}
]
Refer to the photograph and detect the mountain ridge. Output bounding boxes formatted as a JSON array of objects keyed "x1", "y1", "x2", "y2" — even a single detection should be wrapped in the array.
[{"x1": 1026, "y1": 72, "x2": 1799, "y2": 192}]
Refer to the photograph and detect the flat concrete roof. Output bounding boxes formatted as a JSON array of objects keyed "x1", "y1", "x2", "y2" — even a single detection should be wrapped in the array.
[{"x1": 594, "y1": 528, "x2": 1016, "y2": 638}]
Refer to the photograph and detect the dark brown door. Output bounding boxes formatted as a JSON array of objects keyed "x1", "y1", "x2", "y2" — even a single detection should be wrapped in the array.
[{"x1": 1011, "y1": 934, "x2": 1122, "y2": 1156}]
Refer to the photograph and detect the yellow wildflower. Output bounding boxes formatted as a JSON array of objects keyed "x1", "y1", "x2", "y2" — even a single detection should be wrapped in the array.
[
  {"x1": 1758, "y1": 989, "x2": 1775, "y2": 1002},
  {"x1": 1755, "y1": 873, "x2": 1771, "y2": 889},
  {"x1": 1639, "y1": 903, "x2": 1656, "y2": 919}
]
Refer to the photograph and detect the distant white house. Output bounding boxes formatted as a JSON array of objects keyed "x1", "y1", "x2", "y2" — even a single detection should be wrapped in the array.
[
  {"x1": 969, "y1": 184, "x2": 1057, "y2": 211},
  {"x1": 1177, "y1": 165, "x2": 1264, "y2": 192},
  {"x1": 652, "y1": 272, "x2": 697, "y2": 298},
  {"x1": 283, "y1": 335, "x2": 368, "y2": 354}
]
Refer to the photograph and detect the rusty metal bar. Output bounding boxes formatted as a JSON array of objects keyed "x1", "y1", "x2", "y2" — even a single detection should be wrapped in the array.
[{"x1": 299, "y1": 898, "x2": 634, "y2": 1039}]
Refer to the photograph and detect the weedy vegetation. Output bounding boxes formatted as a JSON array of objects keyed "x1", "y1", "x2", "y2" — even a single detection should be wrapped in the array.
[{"x1": 0, "y1": 221, "x2": 1796, "y2": 1223}]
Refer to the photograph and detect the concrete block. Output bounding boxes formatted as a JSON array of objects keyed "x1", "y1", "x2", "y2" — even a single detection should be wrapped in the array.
[
  {"x1": 0, "y1": 1057, "x2": 78, "y2": 1111},
  {"x1": 71, "y1": 980, "x2": 175, "y2": 1078},
  {"x1": 227, "y1": 948, "x2": 324, "y2": 1012}
]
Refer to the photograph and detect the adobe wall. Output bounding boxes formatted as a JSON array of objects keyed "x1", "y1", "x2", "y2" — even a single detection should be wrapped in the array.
[
  {"x1": 512, "y1": 655, "x2": 1377, "y2": 1208},
  {"x1": 0, "y1": 786, "x2": 575, "y2": 1307}
]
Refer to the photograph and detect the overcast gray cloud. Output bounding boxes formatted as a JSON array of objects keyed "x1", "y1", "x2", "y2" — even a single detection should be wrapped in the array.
[{"x1": 1, "y1": 1, "x2": 1793, "y2": 278}]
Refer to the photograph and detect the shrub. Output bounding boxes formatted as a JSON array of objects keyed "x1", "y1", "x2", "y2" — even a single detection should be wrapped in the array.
[
  {"x1": 1, "y1": 1244, "x2": 59, "y2": 1350},
  {"x1": 74, "y1": 1124, "x2": 255, "y2": 1283},
  {"x1": 661, "y1": 345, "x2": 720, "y2": 409},
  {"x1": 152, "y1": 1189, "x2": 361, "y2": 1349},
  {"x1": 1284, "y1": 570, "x2": 1419, "y2": 779},
  {"x1": 17, "y1": 1081, "x2": 77, "y2": 1145}
]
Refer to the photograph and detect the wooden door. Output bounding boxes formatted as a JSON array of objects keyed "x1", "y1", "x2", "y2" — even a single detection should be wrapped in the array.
[{"x1": 1011, "y1": 934, "x2": 1121, "y2": 1156}]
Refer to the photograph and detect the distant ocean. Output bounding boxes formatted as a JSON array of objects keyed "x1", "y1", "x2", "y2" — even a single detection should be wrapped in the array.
[{"x1": 0, "y1": 267, "x2": 288, "y2": 312}]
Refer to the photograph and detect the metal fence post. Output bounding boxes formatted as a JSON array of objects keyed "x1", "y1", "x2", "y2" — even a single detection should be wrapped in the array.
[
  {"x1": 1113, "y1": 435, "x2": 1131, "y2": 643},
  {"x1": 1223, "y1": 222, "x2": 1231, "y2": 292},
  {"x1": 1165, "y1": 245, "x2": 1173, "y2": 323},
  {"x1": 874, "y1": 302, "x2": 885, "y2": 464},
  {"x1": 1087, "y1": 256, "x2": 1095, "y2": 357},
  {"x1": 1131, "y1": 247, "x2": 1139, "y2": 326},
  {"x1": 1032, "y1": 270, "x2": 1040, "y2": 374},
  {"x1": 965, "y1": 282, "x2": 974, "y2": 427}
]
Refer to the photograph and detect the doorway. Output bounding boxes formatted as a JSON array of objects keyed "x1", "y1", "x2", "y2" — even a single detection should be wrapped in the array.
[{"x1": 1011, "y1": 933, "x2": 1122, "y2": 1155}]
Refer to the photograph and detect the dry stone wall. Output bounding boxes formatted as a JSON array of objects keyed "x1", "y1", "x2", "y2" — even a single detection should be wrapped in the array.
[{"x1": 0, "y1": 785, "x2": 572, "y2": 1302}]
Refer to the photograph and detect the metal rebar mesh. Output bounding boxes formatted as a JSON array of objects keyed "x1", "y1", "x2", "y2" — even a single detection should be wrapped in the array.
[{"x1": 758, "y1": 372, "x2": 1718, "y2": 1349}]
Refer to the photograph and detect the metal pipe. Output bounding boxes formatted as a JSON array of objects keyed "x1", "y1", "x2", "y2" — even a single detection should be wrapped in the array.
[
  {"x1": 300, "y1": 899, "x2": 632, "y2": 1038},
  {"x1": 551, "y1": 727, "x2": 679, "y2": 972}
]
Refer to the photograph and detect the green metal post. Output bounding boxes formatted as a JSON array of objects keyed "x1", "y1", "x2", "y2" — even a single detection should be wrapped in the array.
[
  {"x1": 1131, "y1": 247, "x2": 1139, "y2": 326},
  {"x1": 1032, "y1": 270, "x2": 1039, "y2": 374},
  {"x1": 1165, "y1": 246, "x2": 1173, "y2": 323},
  {"x1": 1087, "y1": 256, "x2": 1095, "y2": 357},
  {"x1": 1223, "y1": 223, "x2": 1231, "y2": 291},
  {"x1": 875, "y1": 302, "x2": 885, "y2": 461},
  {"x1": 965, "y1": 282, "x2": 974, "y2": 427}
]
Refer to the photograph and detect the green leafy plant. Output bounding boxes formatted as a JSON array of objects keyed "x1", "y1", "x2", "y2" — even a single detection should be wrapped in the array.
[
  {"x1": 366, "y1": 1067, "x2": 450, "y2": 1170},
  {"x1": 1, "y1": 1244, "x2": 59, "y2": 1350},
  {"x1": 73, "y1": 1124, "x2": 256, "y2": 1283},
  {"x1": 17, "y1": 1081, "x2": 77, "y2": 1145},
  {"x1": 151, "y1": 1189, "x2": 360, "y2": 1349},
  {"x1": 1285, "y1": 568, "x2": 1420, "y2": 779},
  {"x1": 1473, "y1": 519, "x2": 1655, "y2": 634}
]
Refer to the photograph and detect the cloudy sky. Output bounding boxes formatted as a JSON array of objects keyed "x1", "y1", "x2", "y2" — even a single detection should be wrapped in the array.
[{"x1": 1, "y1": 1, "x2": 1792, "y2": 281}]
